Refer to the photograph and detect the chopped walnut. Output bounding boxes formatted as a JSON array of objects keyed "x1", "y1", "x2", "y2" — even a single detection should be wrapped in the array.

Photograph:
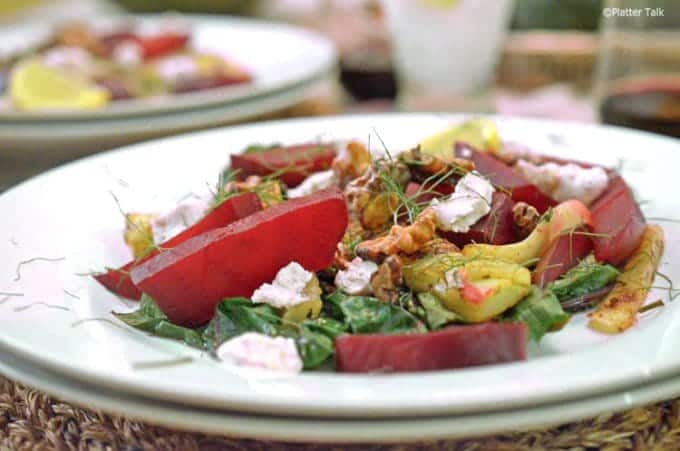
[
  {"x1": 355, "y1": 208, "x2": 438, "y2": 262},
  {"x1": 332, "y1": 141, "x2": 372, "y2": 186},
  {"x1": 512, "y1": 202, "x2": 540, "y2": 238},
  {"x1": 419, "y1": 238, "x2": 460, "y2": 256},
  {"x1": 370, "y1": 255, "x2": 404, "y2": 303},
  {"x1": 344, "y1": 159, "x2": 409, "y2": 220}
]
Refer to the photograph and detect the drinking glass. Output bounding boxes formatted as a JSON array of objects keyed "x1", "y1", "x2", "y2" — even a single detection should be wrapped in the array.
[
  {"x1": 596, "y1": 0, "x2": 680, "y2": 137},
  {"x1": 381, "y1": 0, "x2": 514, "y2": 112}
]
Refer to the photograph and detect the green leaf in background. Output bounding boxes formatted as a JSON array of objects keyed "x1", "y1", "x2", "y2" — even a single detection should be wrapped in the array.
[
  {"x1": 114, "y1": 294, "x2": 205, "y2": 349},
  {"x1": 417, "y1": 292, "x2": 462, "y2": 330},
  {"x1": 506, "y1": 286, "x2": 569, "y2": 342},
  {"x1": 325, "y1": 291, "x2": 425, "y2": 334},
  {"x1": 548, "y1": 256, "x2": 619, "y2": 302},
  {"x1": 242, "y1": 143, "x2": 281, "y2": 154}
]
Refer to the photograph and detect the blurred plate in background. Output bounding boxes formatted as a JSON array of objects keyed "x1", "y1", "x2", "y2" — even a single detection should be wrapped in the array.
[{"x1": 0, "y1": 14, "x2": 336, "y2": 188}]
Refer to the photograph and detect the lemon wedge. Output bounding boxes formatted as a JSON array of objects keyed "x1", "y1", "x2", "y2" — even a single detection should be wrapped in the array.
[
  {"x1": 419, "y1": 118, "x2": 501, "y2": 160},
  {"x1": 419, "y1": 0, "x2": 459, "y2": 8},
  {"x1": 9, "y1": 61, "x2": 110, "y2": 111}
]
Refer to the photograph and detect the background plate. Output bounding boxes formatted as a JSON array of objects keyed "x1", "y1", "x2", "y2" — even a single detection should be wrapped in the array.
[
  {"x1": 0, "y1": 14, "x2": 337, "y2": 120},
  {"x1": 0, "y1": 114, "x2": 678, "y2": 418}
]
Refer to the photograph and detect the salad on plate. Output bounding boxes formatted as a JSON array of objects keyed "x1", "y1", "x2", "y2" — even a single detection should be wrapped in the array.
[
  {"x1": 94, "y1": 118, "x2": 665, "y2": 374},
  {"x1": 1, "y1": 18, "x2": 252, "y2": 111}
]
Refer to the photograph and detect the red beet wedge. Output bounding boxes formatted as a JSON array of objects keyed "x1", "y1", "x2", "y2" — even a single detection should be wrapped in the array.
[
  {"x1": 335, "y1": 323, "x2": 528, "y2": 373},
  {"x1": 130, "y1": 188, "x2": 349, "y2": 327},
  {"x1": 95, "y1": 192, "x2": 262, "y2": 300},
  {"x1": 533, "y1": 227, "x2": 593, "y2": 287},
  {"x1": 445, "y1": 192, "x2": 517, "y2": 247},
  {"x1": 590, "y1": 176, "x2": 646, "y2": 265},
  {"x1": 230, "y1": 143, "x2": 336, "y2": 187}
]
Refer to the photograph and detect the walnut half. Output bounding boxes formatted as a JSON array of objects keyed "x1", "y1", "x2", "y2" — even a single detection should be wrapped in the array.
[{"x1": 512, "y1": 202, "x2": 540, "y2": 238}]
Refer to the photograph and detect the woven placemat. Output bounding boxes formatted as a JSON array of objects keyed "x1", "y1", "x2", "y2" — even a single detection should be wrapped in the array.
[{"x1": 1, "y1": 375, "x2": 680, "y2": 451}]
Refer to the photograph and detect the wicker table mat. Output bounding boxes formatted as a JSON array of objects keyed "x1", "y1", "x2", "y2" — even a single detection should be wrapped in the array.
[{"x1": 0, "y1": 374, "x2": 679, "y2": 451}]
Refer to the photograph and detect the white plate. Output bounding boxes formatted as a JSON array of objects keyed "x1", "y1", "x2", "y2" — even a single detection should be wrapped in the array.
[
  {"x1": 0, "y1": 114, "x2": 678, "y2": 419},
  {"x1": 0, "y1": 14, "x2": 335, "y2": 164},
  {"x1": 0, "y1": 14, "x2": 336, "y2": 120},
  {"x1": 1, "y1": 335, "x2": 680, "y2": 443}
]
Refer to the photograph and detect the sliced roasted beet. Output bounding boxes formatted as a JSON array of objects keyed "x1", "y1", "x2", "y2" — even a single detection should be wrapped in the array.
[
  {"x1": 131, "y1": 188, "x2": 348, "y2": 326},
  {"x1": 445, "y1": 192, "x2": 517, "y2": 247},
  {"x1": 533, "y1": 227, "x2": 593, "y2": 287},
  {"x1": 590, "y1": 176, "x2": 646, "y2": 265},
  {"x1": 455, "y1": 143, "x2": 557, "y2": 213},
  {"x1": 230, "y1": 143, "x2": 336, "y2": 187},
  {"x1": 335, "y1": 323, "x2": 528, "y2": 373},
  {"x1": 94, "y1": 192, "x2": 262, "y2": 300}
]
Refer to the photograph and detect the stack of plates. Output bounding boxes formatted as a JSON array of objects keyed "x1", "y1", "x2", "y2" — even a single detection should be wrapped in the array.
[
  {"x1": 0, "y1": 114, "x2": 678, "y2": 443},
  {"x1": 0, "y1": 14, "x2": 337, "y2": 187}
]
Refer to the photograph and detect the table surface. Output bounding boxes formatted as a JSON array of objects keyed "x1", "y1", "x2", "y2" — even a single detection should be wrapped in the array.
[{"x1": 1, "y1": 94, "x2": 677, "y2": 450}]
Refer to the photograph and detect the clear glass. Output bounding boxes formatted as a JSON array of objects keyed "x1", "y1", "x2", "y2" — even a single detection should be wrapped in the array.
[
  {"x1": 595, "y1": 0, "x2": 680, "y2": 137},
  {"x1": 381, "y1": 0, "x2": 514, "y2": 112}
]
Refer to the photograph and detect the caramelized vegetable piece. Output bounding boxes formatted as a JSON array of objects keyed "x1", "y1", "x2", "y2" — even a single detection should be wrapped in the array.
[
  {"x1": 404, "y1": 255, "x2": 531, "y2": 323},
  {"x1": 589, "y1": 225, "x2": 664, "y2": 333},
  {"x1": 419, "y1": 118, "x2": 501, "y2": 160},
  {"x1": 95, "y1": 192, "x2": 262, "y2": 300},
  {"x1": 335, "y1": 322, "x2": 528, "y2": 373},
  {"x1": 455, "y1": 144, "x2": 557, "y2": 213},
  {"x1": 230, "y1": 143, "x2": 336, "y2": 187},
  {"x1": 462, "y1": 200, "x2": 592, "y2": 265},
  {"x1": 533, "y1": 227, "x2": 593, "y2": 287},
  {"x1": 445, "y1": 192, "x2": 517, "y2": 247},
  {"x1": 130, "y1": 188, "x2": 348, "y2": 326},
  {"x1": 590, "y1": 176, "x2": 646, "y2": 265},
  {"x1": 123, "y1": 213, "x2": 154, "y2": 259}
]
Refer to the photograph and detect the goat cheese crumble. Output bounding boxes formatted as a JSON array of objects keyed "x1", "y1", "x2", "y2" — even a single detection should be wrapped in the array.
[
  {"x1": 515, "y1": 160, "x2": 608, "y2": 205},
  {"x1": 217, "y1": 332, "x2": 303, "y2": 373},
  {"x1": 335, "y1": 257, "x2": 378, "y2": 295},
  {"x1": 287, "y1": 169, "x2": 336, "y2": 198},
  {"x1": 150, "y1": 196, "x2": 210, "y2": 243},
  {"x1": 431, "y1": 172, "x2": 495, "y2": 233},
  {"x1": 251, "y1": 262, "x2": 315, "y2": 308}
]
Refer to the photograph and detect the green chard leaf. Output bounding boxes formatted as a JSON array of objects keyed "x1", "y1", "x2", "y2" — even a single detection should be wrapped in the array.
[
  {"x1": 417, "y1": 292, "x2": 462, "y2": 330},
  {"x1": 548, "y1": 256, "x2": 620, "y2": 301},
  {"x1": 325, "y1": 291, "x2": 425, "y2": 334},
  {"x1": 505, "y1": 286, "x2": 569, "y2": 342},
  {"x1": 207, "y1": 298, "x2": 343, "y2": 370},
  {"x1": 296, "y1": 323, "x2": 335, "y2": 370},
  {"x1": 114, "y1": 294, "x2": 205, "y2": 349},
  {"x1": 208, "y1": 298, "x2": 283, "y2": 347}
]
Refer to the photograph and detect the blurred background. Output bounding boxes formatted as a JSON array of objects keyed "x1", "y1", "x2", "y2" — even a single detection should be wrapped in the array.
[{"x1": 1, "y1": 0, "x2": 678, "y2": 189}]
